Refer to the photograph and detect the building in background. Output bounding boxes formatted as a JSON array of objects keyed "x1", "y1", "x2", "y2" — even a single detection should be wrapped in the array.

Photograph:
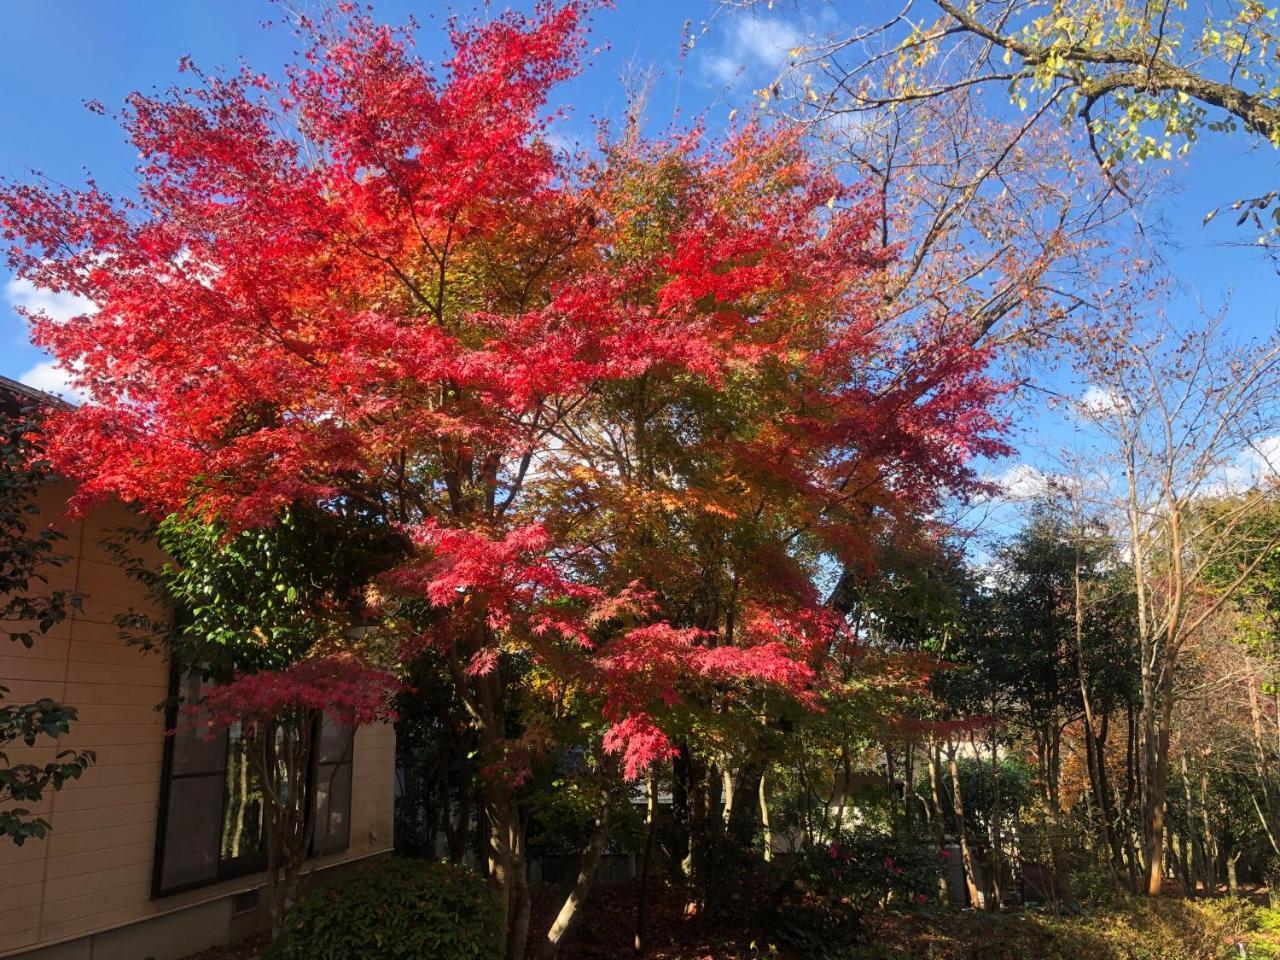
[{"x1": 0, "y1": 376, "x2": 396, "y2": 960}]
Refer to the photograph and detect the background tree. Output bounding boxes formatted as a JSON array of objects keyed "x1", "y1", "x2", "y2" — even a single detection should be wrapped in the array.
[
  {"x1": 766, "y1": 0, "x2": 1280, "y2": 241},
  {"x1": 1076, "y1": 315, "x2": 1280, "y2": 895},
  {"x1": 0, "y1": 398, "x2": 93, "y2": 846}
]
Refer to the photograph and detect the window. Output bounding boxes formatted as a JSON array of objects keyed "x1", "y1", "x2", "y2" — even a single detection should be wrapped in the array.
[
  {"x1": 311, "y1": 716, "x2": 354, "y2": 856},
  {"x1": 153, "y1": 670, "x2": 355, "y2": 898},
  {"x1": 219, "y1": 720, "x2": 267, "y2": 873}
]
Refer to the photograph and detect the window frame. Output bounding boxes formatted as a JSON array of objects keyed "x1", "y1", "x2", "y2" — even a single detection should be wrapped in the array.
[{"x1": 152, "y1": 666, "x2": 355, "y2": 899}]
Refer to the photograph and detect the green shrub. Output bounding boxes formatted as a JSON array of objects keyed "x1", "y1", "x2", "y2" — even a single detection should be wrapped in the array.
[
  {"x1": 1067, "y1": 862, "x2": 1121, "y2": 907},
  {"x1": 1257, "y1": 905, "x2": 1280, "y2": 934},
  {"x1": 264, "y1": 858, "x2": 500, "y2": 960},
  {"x1": 771, "y1": 831, "x2": 942, "y2": 958}
]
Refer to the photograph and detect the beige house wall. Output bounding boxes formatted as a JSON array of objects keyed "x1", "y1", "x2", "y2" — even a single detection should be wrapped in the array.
[{"x1": 0, "y1": 482, "x2": 396, "y2": 959}]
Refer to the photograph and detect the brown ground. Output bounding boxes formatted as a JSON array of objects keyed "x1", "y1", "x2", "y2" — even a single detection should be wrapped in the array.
[{"x1": 528, "y1": 878, "x2": 771, "y2": 959}]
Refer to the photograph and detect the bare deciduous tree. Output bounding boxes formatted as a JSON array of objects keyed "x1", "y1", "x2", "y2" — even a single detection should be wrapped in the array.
[{"x1": 1077, "y1": 315, "x2": 1280, "y2": 895}]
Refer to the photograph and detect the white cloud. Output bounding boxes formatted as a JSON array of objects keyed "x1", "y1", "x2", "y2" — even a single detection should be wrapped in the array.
[
  {"x1": 1250, "y1": 434, "x2": 1280, "y2": 476},
  {"x1": 1204, "y1": 433, "x2": 1280, "y2": 495},
  {"x1": 5, "y1": 276, "x2": 94, "y2": 324},
  {"x1": 18, "y1": 359, "x2": 85, "y2": 403},
  {"x1": 990, "y1": 463, "x2": 1072, "y2": 501},
  {"x1": 703, "y1": 13, "x2": 803, "y2": 86},
  {"x1": 1078, "y1": 384, "x2": 1121, "y2": 417},
  {"x1": 5, "y1": 274, "x2": 95, "y2": 403}
]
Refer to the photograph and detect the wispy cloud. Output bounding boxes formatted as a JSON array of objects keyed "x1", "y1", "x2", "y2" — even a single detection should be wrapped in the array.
[
  {"x1": 18, "y1": 359, "x2": 85, "y2": 402},
  {"x1": 702, "y1": 12, "x2": 803, "y2": 87},
  {"x1": 1204, "y1": 433, "x2": 1280, "y2": 495},
  {"x1": 5, "y1": 276, "x2": 94, "y2": 324}
]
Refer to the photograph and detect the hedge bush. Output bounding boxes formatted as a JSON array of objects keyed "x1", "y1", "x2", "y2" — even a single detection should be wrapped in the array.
[{"x1": 264, "y1": 858, "x2": 500, "y2": 960}]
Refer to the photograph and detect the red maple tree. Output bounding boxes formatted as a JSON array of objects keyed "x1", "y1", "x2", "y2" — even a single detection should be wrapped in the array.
[{"x1": 0, "y1": 3, "x2": 1008, "y2": 956}]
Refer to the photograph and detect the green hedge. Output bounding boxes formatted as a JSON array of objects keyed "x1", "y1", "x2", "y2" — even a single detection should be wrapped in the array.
[{"x1": 264, "y1": 859, "x2": 501, "y2": 960}]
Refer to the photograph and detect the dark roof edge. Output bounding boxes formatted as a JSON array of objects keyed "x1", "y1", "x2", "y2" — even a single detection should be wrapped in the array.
[{"x1": 0, "y1": 373, "x2": 76, "y2": 415}]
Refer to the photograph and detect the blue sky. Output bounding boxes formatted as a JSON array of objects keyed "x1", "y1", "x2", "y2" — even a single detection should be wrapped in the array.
[{"x1": 1, "y1": 0, "x2": 1276, "y2": 489}]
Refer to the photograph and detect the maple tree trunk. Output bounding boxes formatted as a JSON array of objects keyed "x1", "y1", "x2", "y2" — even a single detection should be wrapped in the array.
[
  {"x1": 672, "y1": 747, "x2": 691, "y2": 881},
  {"x1": 474, "y1": 677, "x2": 529, "y2": 960},
  {"x1": 726, "y1": 765, "x2": 762, "y2": 847},
  {"x1": 635, "y1": 777, "x2": 658, "y2": 955},
  {"x1": 488, "y1": 790, "x2": 530, "y2": 960},
  {"x1": 684, "y1": 753, "x2": 710, "y2": 915},
  {"x1": 540, "y1": 805, "x2": 611, "y2": 960},
  {"x1": 438, "y1": 722, "x2": 474, "y2": 864},
  {"x1": 759, "y1": 769, "x2": 773, "y2": 864},
  {"x1": 721, "y1": 769, "x2": 735, "y2": 826},
  {"x1": 252, "y1": 716, "x2": 316, "y2": 939}
]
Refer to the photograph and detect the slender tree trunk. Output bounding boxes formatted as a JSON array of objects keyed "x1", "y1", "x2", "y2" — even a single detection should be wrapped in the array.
[
  {"x1": 672, "y1": 747, "x2": 691, "y2": 880},
  {"x1": 470, "y1": 661, "x2": 531, "y2": 960},
  {"x1": 540, "y1": 805, "x2": 611, "y2": 960},
  {"x1": 1172, "y1": 834, "x2": 1193, "y2": 901},
  {"x1": 947, "y1": 739, "x2": 982, "y2": 908},
  {"x1": 986, "y1": 733, "x2": 1003, "y2": 911},
  {"x1": 903, "y1": 743, "x2": 916, "y2": 833},
  {"x1": 1247, "y1": 666, "x2": 1280, "y2": 851},
  {"x1": 1122, "y1": 702, "x2": 1143, "y2": 891},
  {"x1": 1181, "y1": 752, "x2": 1202, "y2": 899},
  {"x1": 1198, "y1": 755, "x2": 1218, "y2": 897},
  {"x1": 635, "y1": 777, "x2": 658, "y2": 956},
  {"x1": 487, "y1": 792, "x2": 529, "y2": 960},
  {"x1": 1071, "y1": 543, "x2": 1123, "y2": 879},
  {"x1": 927, "y1": 739, "x2": 954, "y2": 904},
  {"x1": 726, "y1": 765, "x2": 762, "y2": 846},
  {"x1": 721, "y1": 769, "x2": 735, "y2": 826},
  {"x1": 1143, "y1": 690, "x2": 1173, "y2": 897},
  {"x1": 759, "y1": 768, "x2": 773, "y2": 863}
]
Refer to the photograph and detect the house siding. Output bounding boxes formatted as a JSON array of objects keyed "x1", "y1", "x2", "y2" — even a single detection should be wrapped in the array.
[{"x1": 1, "y1": 481, "x2": 396, "y2": 959}]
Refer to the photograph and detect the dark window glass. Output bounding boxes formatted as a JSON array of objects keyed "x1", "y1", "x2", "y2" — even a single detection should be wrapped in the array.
[
  {"x1": 311, "y1": 717, "x2": 354, "y2": 856},
  {"x1": 155, "y1": 672, "x2": 357, "y2": 898},
  {"x1": 157, "y1": 673, "x2": 227, "y2": 893},
  {"x1": 159, "y1": 775, "x2": 224, "y2": 889}
]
